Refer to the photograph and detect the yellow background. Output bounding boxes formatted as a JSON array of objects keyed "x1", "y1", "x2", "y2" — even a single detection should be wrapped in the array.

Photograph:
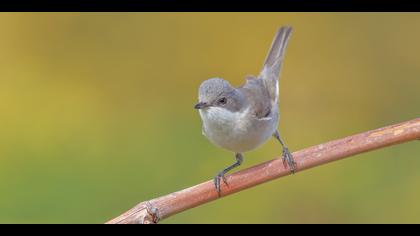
[{"x1": 0, "y1": 13, "x2": 419, "y2": 223}]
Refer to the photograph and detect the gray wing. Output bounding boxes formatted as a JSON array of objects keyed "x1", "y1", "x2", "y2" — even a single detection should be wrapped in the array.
[
  {"x1": 239, "y1": 76, "x2": 272, "y2": 119},
  {"x1": 259, "y1": 26, "x2": 292, "y2": 105}
]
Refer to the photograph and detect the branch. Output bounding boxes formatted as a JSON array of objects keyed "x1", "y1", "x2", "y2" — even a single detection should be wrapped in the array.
[{"x1": 106, "y1": 118, "x2": 420, "y2": 224}]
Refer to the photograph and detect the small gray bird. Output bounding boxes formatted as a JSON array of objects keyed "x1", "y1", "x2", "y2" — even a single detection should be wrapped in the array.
[{"x1": 194, "y1": 26, "x2": 296, "y2": 195}]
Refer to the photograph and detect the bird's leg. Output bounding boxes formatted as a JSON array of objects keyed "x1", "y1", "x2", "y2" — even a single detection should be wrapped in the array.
[
  {"x1": 214, "y1": 153, "x2": 243, "y2": 196},
  {"x1": 273, "y1": 130, "x2": 297, "y2": 173}
]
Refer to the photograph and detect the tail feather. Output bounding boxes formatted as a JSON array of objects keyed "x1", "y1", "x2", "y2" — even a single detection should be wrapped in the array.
[
  {"x1": 260, "y1": 26, "x2": 293, "y2": 104},
  {"x1": 262, "y1": 26, "x2": 293, "y2": 78}
]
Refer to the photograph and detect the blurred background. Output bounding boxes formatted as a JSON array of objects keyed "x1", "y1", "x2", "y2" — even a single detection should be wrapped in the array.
[{"x1": 0, "y1": 13, "x2": 419, "y2": 224}]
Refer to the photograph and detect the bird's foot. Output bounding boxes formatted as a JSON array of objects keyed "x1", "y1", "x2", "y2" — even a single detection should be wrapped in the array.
[
  {"x1": 282, "y1": 147, "x2": 297, "y2": 174},
  {"x1": 213, "y1": 172, "x2": 228, "y2": 196}
]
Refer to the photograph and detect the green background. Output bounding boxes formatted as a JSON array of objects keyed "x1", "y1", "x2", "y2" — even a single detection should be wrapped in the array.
[{"x1": 0, "y1": 13, "x2": 419, "y2": 223}]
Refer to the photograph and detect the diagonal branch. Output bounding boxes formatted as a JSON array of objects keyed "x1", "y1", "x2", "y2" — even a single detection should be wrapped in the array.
[{"x1": 106, "y1": 118, "x2": 420, "y2": 224}]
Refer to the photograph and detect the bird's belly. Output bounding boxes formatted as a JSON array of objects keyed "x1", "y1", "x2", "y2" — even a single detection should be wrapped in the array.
[{"x1": 199, "y1": 107, "x2": 278, "y2": 153}]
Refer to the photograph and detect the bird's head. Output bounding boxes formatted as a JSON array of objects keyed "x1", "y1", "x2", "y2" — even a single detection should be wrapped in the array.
[{"x1": 194, "y1": 78, "x2": 243, "y2": 112}]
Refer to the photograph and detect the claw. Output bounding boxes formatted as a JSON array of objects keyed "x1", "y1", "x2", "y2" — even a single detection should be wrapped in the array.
[
  {"x1": 282, "y1": 147, "x2": 297, "y2": 174},
  {"x1": 213, "y1": 175, "x2": 221, "y2": 196},
  {"x1": 213, "y1": 172, "x2": 229, "y2": 196},
  {"x1": 212, "y1": 153, "x2": 243, "y2": 197},
  {"x1": 221, "y1": 174, "x2": 228, "y2": 186}
]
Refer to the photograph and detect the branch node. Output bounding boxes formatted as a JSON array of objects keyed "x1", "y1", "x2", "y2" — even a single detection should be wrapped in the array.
[{"x1": 145, "y1": 201, "x2": 160, "y2": 224}]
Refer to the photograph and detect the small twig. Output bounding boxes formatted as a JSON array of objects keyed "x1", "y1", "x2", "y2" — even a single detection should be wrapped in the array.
[{"x1": 106, "y1": 118, "x2": 420, "y2": 224}]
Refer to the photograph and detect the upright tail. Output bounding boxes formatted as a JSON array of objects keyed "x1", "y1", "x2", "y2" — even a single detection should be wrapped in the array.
[{"x1": 259, "y1": 26, "x2": 293, "y2": 103}]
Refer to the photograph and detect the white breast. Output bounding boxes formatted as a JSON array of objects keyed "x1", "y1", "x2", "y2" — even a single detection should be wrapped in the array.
[{"x1": 199, "y1": 106, "x2": 278, "y2": 153}]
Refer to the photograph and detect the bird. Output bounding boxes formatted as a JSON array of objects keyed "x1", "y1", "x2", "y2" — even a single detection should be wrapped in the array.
[{"x1": 194, "y1": 26, "x2": 296, "y2": 195}]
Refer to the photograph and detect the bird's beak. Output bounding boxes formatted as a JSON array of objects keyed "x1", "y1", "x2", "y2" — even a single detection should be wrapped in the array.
[{"x1": 194, "y1": 102, "x2": 208, "y2": 110}]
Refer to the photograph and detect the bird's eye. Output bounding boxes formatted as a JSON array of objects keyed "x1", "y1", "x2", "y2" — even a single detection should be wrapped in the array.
[{"x1": 218, "y1": 97, "x2": 227, "y2": 105}]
